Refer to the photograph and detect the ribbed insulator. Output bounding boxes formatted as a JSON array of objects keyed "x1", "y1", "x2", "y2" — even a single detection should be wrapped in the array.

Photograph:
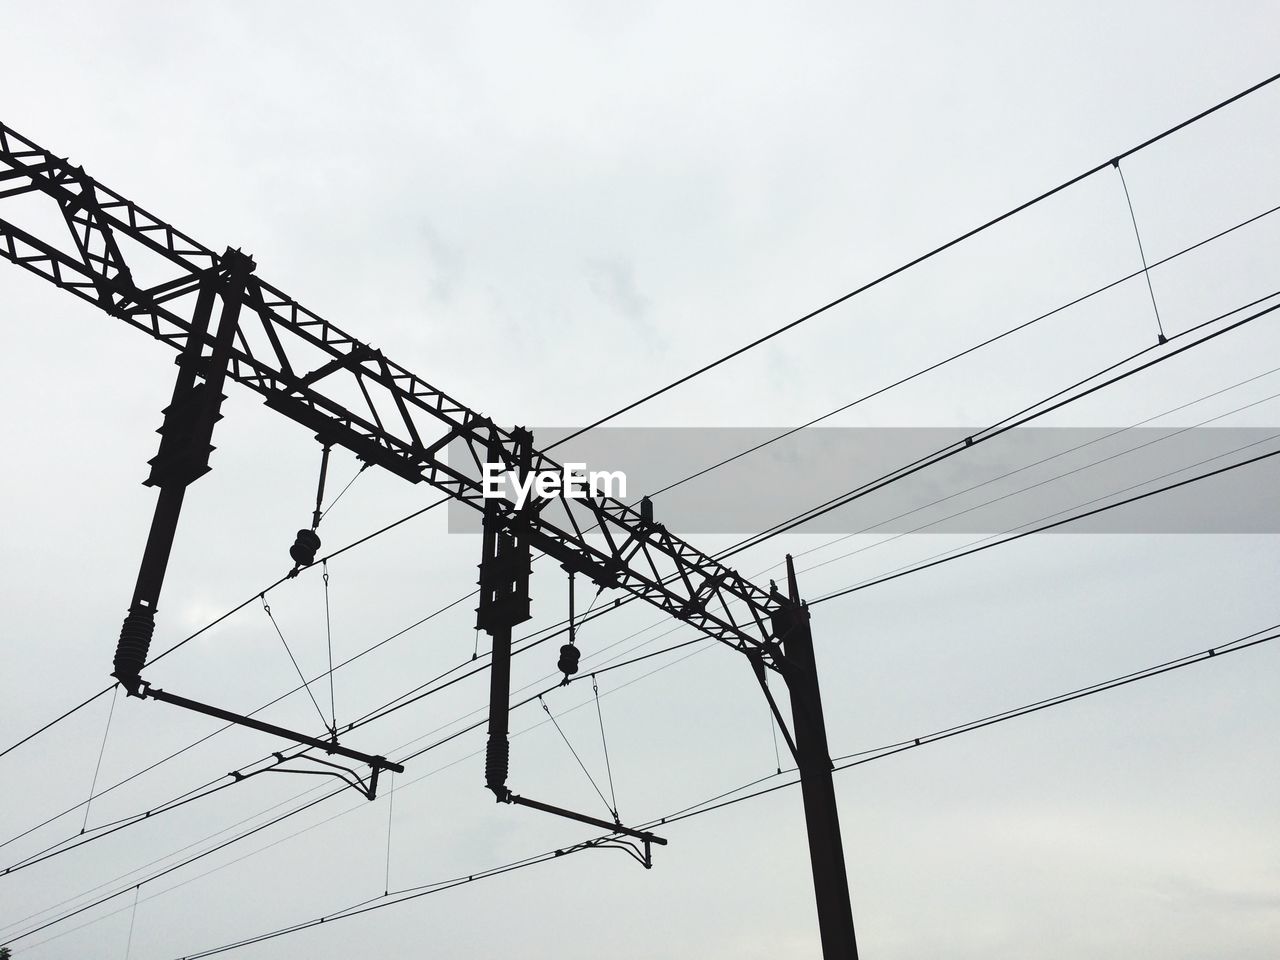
[
  {"x1": 113, "y1": 607, "x2": 155, "y2": 684},
  {"x1": 289, "y1": 528, "x2": 321, "y2": 566},
  {"x1": 485, "y1": 736, "x2": 510, "y2": 794},
  {"x1": 557, "y1": 643, "x2": 581, "y2": 677}
]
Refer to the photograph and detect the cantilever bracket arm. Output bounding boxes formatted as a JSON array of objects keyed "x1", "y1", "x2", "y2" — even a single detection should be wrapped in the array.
[
  {"x1": 138, "y1": 682, "x2": 403, "y2": 799},
  {"x1": 563, "y1": 835, "x2": 660, "y2": 870},
  {"x1": 504, "y1": 792, "x2": 667, "y2": 867},
  {"x1": 266, "y1": 751, "x2": 390, "y2": 800}
]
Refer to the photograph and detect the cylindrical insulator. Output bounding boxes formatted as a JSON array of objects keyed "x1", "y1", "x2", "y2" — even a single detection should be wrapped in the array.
[
  {"x1": 557, "y1": 643, "x2": 581, "y2": 677},
  {"x1": 485, "y1": 735, "x2": 510, "y2": 795},
  {"x1": 289, "y1": 528, "x2": 321, "y2": 566},
  {"x1": 113, "y1": 606, "x2": 155, "y2": 686}
]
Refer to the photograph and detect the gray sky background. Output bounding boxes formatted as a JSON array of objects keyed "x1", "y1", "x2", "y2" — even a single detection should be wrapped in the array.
[{"x1": 1, "y1": 3, "x2": 1278, "y2": 958}]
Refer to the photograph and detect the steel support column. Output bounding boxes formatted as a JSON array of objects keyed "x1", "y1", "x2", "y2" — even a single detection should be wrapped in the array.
[{"x1": 772, "y1": 556, "x2": 859, "y2": 960}]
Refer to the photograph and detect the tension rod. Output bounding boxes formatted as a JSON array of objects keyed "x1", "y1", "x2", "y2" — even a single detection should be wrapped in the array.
[
  {"x1": 311, "y1": 441, "x2": 332, "y2": 530},
  {"x1": 557, "y1": 568, "x2": 581, "y2": 682}
]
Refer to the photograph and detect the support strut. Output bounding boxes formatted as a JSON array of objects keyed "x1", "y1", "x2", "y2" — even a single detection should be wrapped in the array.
[
  {"x1": 507, "y1": 792, "x2": 666, "y2": 868},
  {"x1": 112, "y1": 249, "x2": 254, "y2": 695}
]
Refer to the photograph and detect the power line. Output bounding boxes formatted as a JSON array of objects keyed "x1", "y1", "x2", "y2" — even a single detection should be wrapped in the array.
[
  {"x1": 3, "y1": 787, "x2": 343, "y2": 944},
  {"x1": 2, "y1": 626, "x2": 720, "y2": 944},
  {"x1": 720, "y1": 290, "x2": 1280, "y2": 558},
  {"x1": 0, "y1": 496, "x2": 453, "y2": 768},
  {"x1": 7, "y1": 67, "x2": 1277, "y2": 869},
  {"x1": 0, "y1": 583, "x2": 505, "y2": 875},
  {"x1": 9, "y1": 72, "x2": 1277, "y2": 960},
  {"x1": 790, "y1": 372, "x2": 1280, "y2": 579},
  {"x1": 547, "y1": 71, "x2": 1280, "y2": 450},
  {"x1": 812, "y1": 442, "x2": 1280, "y2": 605},
  {"x1": 345, "y1": 287, "x2": 1280, "y2": 762},
  {"x1": 15, "y1": 281, "x2": 1266, "y2": 886},
  {"x1": 640, "y1": 202, "x2": 1280, "y2": 502},
  {"x1": 0, "y1": 587, "x2": 696, "y2": 882},
  {"x1": 158, "y1": 621, "x2": 1280, "y2": 959},
  {"x1": 0, "y1": 752, "x2": 299, "y2": 878},
  {"x1": 657, "y1": 624, "x2": 1280, "y2": 825},
  {"x1": 0, "y1": 586, "x2": 479, "y2": 859},
  {"x1": 21, "y1": 598, "x2": 1274, "y2": 949},
  {"x1": 10, "y1": 194, "x2": 1278, "y2": 946},
  {"x1": 440, "y1": 281, "x2": 1280, "y2": 702},
  {"x1": 0, "y1": 686, "x2": 113, "y2": 762},
  {"x1": 7, "y1": 194, "x2": 1272, "y2": 783},
  {"x1": 0, "y1": 580, "x2": 629, "y2": 878}
]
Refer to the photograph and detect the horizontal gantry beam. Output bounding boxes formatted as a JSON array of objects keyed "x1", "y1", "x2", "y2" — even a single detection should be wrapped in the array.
[{"x1": 0, "y1": 121, "x2": 782, "y2": 653}]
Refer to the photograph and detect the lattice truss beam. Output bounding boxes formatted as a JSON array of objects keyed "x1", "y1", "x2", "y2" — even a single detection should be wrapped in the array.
[{"x1": 0, "y1": 121, "x2": 781, "y2": 654}]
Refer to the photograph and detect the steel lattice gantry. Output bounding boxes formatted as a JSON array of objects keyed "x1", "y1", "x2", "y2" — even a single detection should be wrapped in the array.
[{"x1": 0, "y1": 121, "x2": 860, "y2": 958}]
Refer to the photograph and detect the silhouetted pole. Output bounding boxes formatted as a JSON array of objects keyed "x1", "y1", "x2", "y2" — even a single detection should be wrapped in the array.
[
  {"x1": 771, "y1": 555, "x2": 859, "y2": 959},
  {"x1": 113, "y1": 250, "x2": 254, "y2": 696},
  {"x1": 479, "y1": 428, "x2": 533, "y2": 800}
]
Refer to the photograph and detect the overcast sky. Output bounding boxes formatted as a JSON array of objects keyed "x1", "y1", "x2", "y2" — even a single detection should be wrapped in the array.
[{"x1": 2, "y1": 3, "x2": 1279, "y2": 958}]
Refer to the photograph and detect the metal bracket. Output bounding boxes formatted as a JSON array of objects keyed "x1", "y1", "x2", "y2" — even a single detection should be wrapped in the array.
[
  {"x1": 562, "y1": 835, "x2": 659, "y2": 870},
  {"x1": 265, "y1": 751, "x2": 390, "y2": 801},
  {"x1": 505, "y1": 792, "x2": 667, "y2": 868},
  {"x1": 138, "y1": 682, "x2": 402, "y2": 800}
]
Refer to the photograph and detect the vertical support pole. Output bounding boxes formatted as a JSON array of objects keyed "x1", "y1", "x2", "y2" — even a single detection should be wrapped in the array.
[
  {"x1": 483, "y1": 607, "x2": 513, "y2": 798},
  {"x1": 479, "y1": 427, "x2": 532, "y2": 800},
  {"x1": 112, "y1": 249, "x2": 255, "y2": 694},
  {"x1": 771, "y1": 555, "x2": 859, "y2": 960}
]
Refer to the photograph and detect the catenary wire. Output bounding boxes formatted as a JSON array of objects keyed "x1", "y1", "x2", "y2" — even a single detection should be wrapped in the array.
[
  {"x1": 720, "y1": 290, "x2": 1280, "y2": 557},
  {"x1": 779, "y1": 361, "x2": 1280, "y2": 574},
  {"x1": 546, "y1": 71, "x2": 1280, "y2": 450},
  {"x1": 19, "y1": 406, "x2": 1264, "y2": 884},
  {"x1": 2, "y1": 627, "x2": 722, "y2": 943},
  {"x1": 17, "y1": 598, "x2": 1275, "y2": 948},
  {"x1": 10, "y1": 75, "x2": 1280, "y2": 947},
  {"x1": 638, "y1": 201, "x2": 1280, "y2": 502},
  {"x1": 5, "y1": 216, "x2": 1274, "y2": 942},
  {"x1": 10, "y1": 282, "x2": 1270, "y2": 885},
  {"x1": 792, "y1": 377, "x2": 1280, "y2": 579},
  {"x1": 153, "y1": 621, "x2": 1280, "y2": 959},
  {"x1": 5, "y1": 195, "x2": 1273, "y2": 771},
  {"x1": 811, "y1": 442, "x2": 1280, "y2": 604}
]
